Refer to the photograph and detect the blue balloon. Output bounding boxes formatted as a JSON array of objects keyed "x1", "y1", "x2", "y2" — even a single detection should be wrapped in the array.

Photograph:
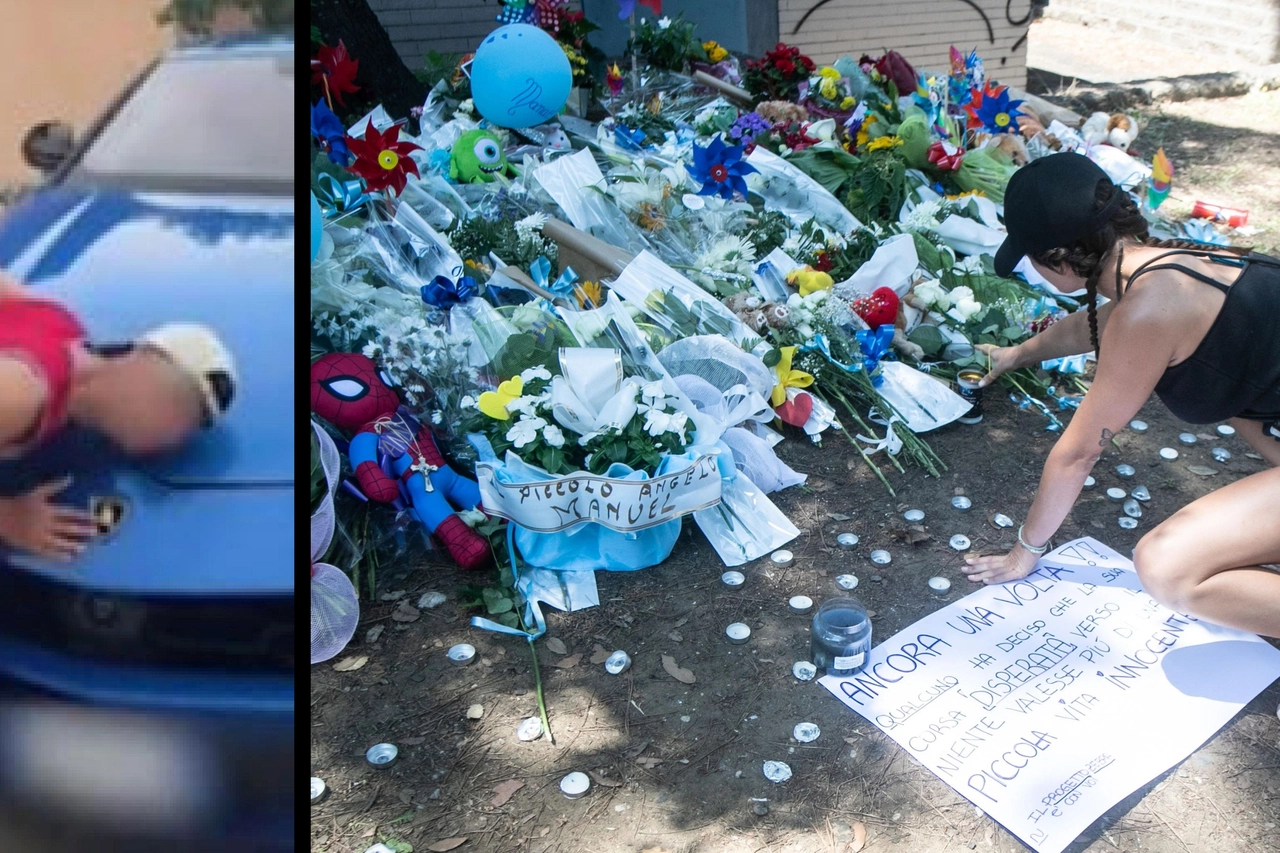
[
  {"x1": 311, "y1": 190, "x2": 322, "y2": 262},
  {"x1": 471, "y1": 24, "x2": 572, "y2": 129}
]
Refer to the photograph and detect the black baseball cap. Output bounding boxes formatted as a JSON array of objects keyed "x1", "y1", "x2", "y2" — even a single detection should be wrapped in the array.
[{"x1": 994, "y1": 152, "x2": 1123, "y2": 278}]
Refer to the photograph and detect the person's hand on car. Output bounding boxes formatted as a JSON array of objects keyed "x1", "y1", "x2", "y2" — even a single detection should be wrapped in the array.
[{"x1": 0, "y1": 476, "x2": 96, "y2": 561}]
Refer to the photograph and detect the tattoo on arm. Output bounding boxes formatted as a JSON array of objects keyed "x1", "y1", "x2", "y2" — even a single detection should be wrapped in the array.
[{"x1": 1098, "y1": 428, "x2": 1113, "y2": 447}]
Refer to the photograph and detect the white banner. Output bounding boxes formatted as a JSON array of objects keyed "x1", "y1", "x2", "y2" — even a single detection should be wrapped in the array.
[
  {"x1": 819, "y1": 537, "x2": 1280, "y2": 853},
  {"x1": 476, "y1": 452, "x2": 722, "y2": 533}
]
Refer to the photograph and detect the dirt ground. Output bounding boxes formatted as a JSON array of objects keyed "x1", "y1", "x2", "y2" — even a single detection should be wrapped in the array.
[
  {"x1": 311, "y1": 385, "x2": 1280, "y2": 853},
  {"x1": 310, "y1": 74, "x2": 1280, "y2": 853}
]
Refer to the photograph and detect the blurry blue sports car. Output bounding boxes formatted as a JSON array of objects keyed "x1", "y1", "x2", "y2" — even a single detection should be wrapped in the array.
[{"x1": 0, "y1": 36, "x2": 293, "y2": 851}]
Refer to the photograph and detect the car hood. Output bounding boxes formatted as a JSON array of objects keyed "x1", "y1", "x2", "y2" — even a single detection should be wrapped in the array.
[{"x1": 0, "y1": 186, "x2": 294, "y2": 486}]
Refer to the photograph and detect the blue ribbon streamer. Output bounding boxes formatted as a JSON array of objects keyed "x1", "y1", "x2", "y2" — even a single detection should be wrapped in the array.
[
  {"x1": 421, "y1": 273, "x2": 478, "y2": 309},
  {"x1": 855, "y1": 325, "x2": 895, "y2": 387},
  {"x1": 797, "y1": 333, "x2": 864, "y2": 376},
  {"x1": 469, "y1": 521, "x2": 547, "y2": 642},
  {"x1": 316, "y1": 172, "x2": 372, "y2": 216},
  {"x1": 613, "y1": 124, "x2": 647, "y2": 150}
]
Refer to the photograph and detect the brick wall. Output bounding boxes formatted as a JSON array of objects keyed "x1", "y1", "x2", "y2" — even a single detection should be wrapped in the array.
[
  {"x1": 779, "y1": 0, "x2": 1035, "y2": 89},
  {"x1": 369, "y1": 0, "x2": 583, "y2": 69},
  {"x1": 1044, "y1": 0, "x2": 1280, "y2": 66}
]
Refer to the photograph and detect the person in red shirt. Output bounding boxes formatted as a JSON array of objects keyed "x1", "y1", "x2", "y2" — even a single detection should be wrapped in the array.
[{"x1": 0, "y1": 274, "x2": 236, "y2": 560}]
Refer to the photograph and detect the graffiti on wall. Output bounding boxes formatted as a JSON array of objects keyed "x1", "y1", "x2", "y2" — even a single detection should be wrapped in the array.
[{"x1": 792, "y1": 0, "x2": 1037, "y2": 67}]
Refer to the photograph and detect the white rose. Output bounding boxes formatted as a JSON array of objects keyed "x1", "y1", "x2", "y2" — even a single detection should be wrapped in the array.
[
  {"x1": 520, "y1": 365, "x2": 552, "y2": 383},
  {"x1": 953, "y1": 296, "x2": 984, "y2": 322}
]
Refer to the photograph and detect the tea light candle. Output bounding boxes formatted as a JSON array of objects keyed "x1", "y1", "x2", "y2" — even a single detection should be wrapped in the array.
[
  {"x1": 726, "y1": 622, "x2": 751, "y2": 644},
  {"x1": 560, "y1": 772, "x2": 590, "y2": 799},
  {"x1": 721, "y1": 571, "x2": 745, "y2": 588},
  {"x1": 788, "y1": 595, "x2": 813, "y2": 614},
  {"x1": 447, "y1": 643, "x2": 476, "y2": 666}
]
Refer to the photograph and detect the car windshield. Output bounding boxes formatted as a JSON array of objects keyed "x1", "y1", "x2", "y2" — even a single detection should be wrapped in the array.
[{"x1": 67, "y1": 44, "x2": 293, "y2": 195}]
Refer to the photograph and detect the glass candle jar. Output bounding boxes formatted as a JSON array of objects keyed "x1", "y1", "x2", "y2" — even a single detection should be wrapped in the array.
[{"x1": 810, "y1": 597, "x2": 872, "y2": 677}]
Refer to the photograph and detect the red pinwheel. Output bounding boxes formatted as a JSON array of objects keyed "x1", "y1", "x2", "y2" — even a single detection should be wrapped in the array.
[
  {"x1": 345, "y1": 121, "x2": 422, "y2": 197},
  {"x1": 312, "y1": 40, "x2": 360, "y2": 107}
]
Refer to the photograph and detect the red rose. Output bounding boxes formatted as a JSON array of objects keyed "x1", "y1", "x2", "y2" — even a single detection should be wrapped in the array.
[
  {"x1": 775, "y1": 58, "x2": 795, "y2": 75},
  {"x1": 813, "y1": 252, "x2": 833, "y2": 272},
  {"x1": 798, "y1": 56, "x2": 815, "y2": 73},
  {"x1": 874, "y1": 50, "x2": 918, "y2": 96}
]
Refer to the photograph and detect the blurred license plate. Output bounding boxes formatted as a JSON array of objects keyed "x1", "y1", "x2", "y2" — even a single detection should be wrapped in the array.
[{"x1": 0, "y1": 702, "x2": 224, "y2": 833}]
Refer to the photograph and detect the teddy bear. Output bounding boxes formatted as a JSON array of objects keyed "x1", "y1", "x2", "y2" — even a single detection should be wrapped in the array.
[
  {"x1": 1080, "y1": 112, "x2": 1140, "y2": 151},
  {"x1": 723, "y1": 291, "x2": 791, "y2": 334}
]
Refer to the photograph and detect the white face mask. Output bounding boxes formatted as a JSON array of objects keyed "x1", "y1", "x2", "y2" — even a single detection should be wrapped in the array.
[{"x1": 1015, "y1": 256, "x2": 1087, "y2": 298}]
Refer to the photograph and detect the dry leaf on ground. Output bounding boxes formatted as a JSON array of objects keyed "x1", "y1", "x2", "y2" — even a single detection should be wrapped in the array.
[
  {"x1": 636, "y1": 756, "x2": 663, "y2": 769},
  {"x1": 588, "y1": 770, "x2": 623, "y2": 787},
  {"x1": 850, "y1": 821, "x2": 867, "y2": 852},
  {"x1": 391, "y1": 602, "x2": 420, "y2": 622},
  {"x1": 428, "y1": 839, "x2": 468, "y2": 852},
  {"x1": 589, "y1": 644, "x2": 611, "y2": 664},
  {"x1": 661, "y1": 654, "x2": 696, "y2": 684},
  {"x1": 553, "y1": 653, "x2": 582, "y2": 668},
  {"x1": 332, "y1": 655, "x2": 368, "y2": 672},
  {"x1": 401, "y1": 737, "x2": 425, "y2": 746},
  {"x1": 545, "y1": 637, "x2": 567, "y2": 655},
  {"x1": 1186, "y1": 465, "x2": 1218, "y2": 476},
  {"x1": 490, "y1": 779, "x2": 524, "y2": 807}
]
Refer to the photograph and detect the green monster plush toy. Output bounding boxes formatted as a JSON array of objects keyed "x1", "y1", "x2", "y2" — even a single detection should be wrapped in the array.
[{"x1": 449, "y1": 129, "x2": 518, "y2": 183}]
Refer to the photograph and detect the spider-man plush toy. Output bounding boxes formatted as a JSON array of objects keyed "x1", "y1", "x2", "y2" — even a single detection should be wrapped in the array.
[{"x1": 310, "y1": 353, "x2": 491, "y2": 570}]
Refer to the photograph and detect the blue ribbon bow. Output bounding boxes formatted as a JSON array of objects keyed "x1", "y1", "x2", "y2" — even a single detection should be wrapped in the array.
[
  {"x1": 529, "y1": 256, "x2": 578, "y2": 301},
  {"x1": 316, "y1": 172, "x2": 372, "y2": 216},
  {"x1": 855, "y1": 325, "x2": 896, "y2": 387},
  {"x1": 421, "y1": 273, "x2": 478, "y2": 310}
]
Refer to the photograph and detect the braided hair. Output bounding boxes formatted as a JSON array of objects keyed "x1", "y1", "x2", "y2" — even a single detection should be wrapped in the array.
[{"x1": 1028, "y1": 180, "x2": 1249, "y2": 355}]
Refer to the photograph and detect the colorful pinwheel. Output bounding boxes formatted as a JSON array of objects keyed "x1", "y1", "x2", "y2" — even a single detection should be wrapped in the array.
[
  {"x1": 616, "y1": 0, "x2": 661, "y2": 19},
  {"x1": 344, "y1": 121, "x2": 423, "y2": 197},
  {"x1": 972, "y1": 84, "x2": 1023, "y2": 134},
  {"x1": 690, "y1": 136, "x2": 756, "y2": 200},
  {"x1": 310, "y1": 99, "x2": 352, "y2": 166},
  {"x1": 311, "y1": 40, "x2": 360, "y2": 107}
]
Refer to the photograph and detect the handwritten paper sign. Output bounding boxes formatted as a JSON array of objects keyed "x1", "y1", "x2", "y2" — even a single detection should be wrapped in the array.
[
  {"x1": 820, "y1": 537, "x2": 1280, "y2": 853},
  {"x1": 476, "y1": 452, "x2": 721, "y2": 533}
]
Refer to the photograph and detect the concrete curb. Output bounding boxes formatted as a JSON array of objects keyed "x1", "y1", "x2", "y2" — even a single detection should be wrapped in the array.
[{"x1": 1032, "y1": 64, "x2": 1280, "y2": 114}]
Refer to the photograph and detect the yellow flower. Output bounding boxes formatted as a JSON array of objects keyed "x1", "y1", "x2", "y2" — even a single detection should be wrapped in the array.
[
  {"x1": 819, "y1": 78, "x2": 837, "y2": 100},
  {"x1": 818, "y1": 66, "x2": 840, "y2": 80},
  {"x1": 855, "y1": 114, "x2": 877, "y2": 148},
  {"x1": 840, "y1": 96, "x2": 855, "y2": 109},
  {"x1": 702, "y1": 40, "x2": 728, "y2": 63},
  {"x1": 637, "y1": 202, "x2": 666, "y2": 232},
  {"x1": 771, "y1": 346, "x2": 814, "y2": 408},
  {"x1": 866, "y1": 135, "x2": 903, "y2": 152},
  {"x1": 945, "y1": 190, "x2": 986, "y2": 200},
  {"x1": 574, "y1": 280, "x2": 605, "y2": 309}
]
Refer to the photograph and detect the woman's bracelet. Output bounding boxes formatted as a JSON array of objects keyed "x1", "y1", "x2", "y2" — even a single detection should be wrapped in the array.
[{"x1": 1017, "y1": 524, "x2": 1049, "y2": 555}]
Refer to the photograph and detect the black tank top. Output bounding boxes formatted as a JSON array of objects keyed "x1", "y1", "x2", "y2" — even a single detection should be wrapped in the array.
[{"x1": 1121, "y1": 249, "x2": 1280, "y2": 434}]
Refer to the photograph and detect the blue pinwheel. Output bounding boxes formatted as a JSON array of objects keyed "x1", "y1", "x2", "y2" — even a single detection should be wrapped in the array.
[
  {"x1": 690, "y1": 136, "x2": 756, "y2": 200},
  {"x1": 974, "y1": 86, "x2": 1023, "y2": 134},
  {"x1": 617, "y1": 0, "x2": 661, "y2": 19},
  {"x1": 311, "y1": 99, "x2": 352, "y2": 166}
]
